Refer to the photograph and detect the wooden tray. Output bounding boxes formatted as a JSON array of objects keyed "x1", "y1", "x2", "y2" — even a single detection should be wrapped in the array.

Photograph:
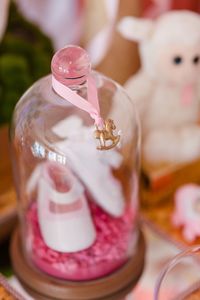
[
  {"x1": 141, "y1": 158, "x2": 200, "y2": 206},
  {"x1": 0, "y1": 125, "x2": 17, "y2": 242},
  {"x1": 141, "y1": 195, "x2": 200, "y2": 249},
  {"x1": 0, "y1": 273, "x2": 25, "y2": 299}
]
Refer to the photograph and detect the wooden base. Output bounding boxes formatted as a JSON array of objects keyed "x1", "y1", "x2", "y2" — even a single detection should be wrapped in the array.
[{"x1": 10, "y1": 228, "x2": 145, "y2": 300}]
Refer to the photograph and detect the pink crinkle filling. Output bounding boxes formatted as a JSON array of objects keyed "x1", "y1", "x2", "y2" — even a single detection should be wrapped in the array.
[{"x1": 27, "y1": 201, "x2": 135, "y2": 281}]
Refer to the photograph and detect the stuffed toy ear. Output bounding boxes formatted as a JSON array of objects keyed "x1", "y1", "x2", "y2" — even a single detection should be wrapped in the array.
[{"x1": 118, "y1": 16, "x2": 154, "y2": 42}]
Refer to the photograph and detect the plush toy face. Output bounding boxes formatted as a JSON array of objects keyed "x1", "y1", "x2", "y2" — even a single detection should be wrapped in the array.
[
  {"x1": 118, "y1": 11, "x2": 200, "y2": 86},
  {"x1": 155, "y1": 42, "x2": 200, "y2": 85}
]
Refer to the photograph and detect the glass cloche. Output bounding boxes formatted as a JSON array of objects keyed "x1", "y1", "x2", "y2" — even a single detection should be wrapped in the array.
[{"x1": 10, "y1": 45, "x2": 144, "y2": 299}]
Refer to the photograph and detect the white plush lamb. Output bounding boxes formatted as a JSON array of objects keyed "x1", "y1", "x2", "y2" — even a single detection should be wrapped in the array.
[{"x1": 118, "y1": 11, "x2": 200, "y2": 164}]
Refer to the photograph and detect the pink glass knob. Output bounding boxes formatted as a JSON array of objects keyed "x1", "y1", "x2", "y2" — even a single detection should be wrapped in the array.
[{"x1": 51, "y1": 45, "x2": 91, "y2": 86}]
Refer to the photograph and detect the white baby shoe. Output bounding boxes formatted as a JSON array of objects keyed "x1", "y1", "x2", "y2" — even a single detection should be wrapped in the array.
[{"x1": 27, "y1": 162, "x2": 96, "y2": 252}]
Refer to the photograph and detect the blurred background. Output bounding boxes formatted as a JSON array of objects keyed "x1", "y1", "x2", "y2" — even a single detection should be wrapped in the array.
[
  {"x1": 0, "y1": 1, "x2": 200, "y2": 299},
  {"x1": 0, "y1": 0, "x2": 199, "y2": 125}
]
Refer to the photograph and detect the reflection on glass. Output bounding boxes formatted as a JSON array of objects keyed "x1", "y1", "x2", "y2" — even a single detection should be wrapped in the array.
[{"x1": 154, "y1": 245, "x2": 200, "y2": 300}]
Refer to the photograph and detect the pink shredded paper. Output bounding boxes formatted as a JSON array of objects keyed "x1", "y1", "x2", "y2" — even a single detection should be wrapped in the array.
[{"x1": 27, "y1": 200, "x2": 135, "y2": 281}]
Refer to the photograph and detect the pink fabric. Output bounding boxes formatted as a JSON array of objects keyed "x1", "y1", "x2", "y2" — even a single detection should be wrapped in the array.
[
  {"x1": 143, "y1": 0, "x2": 200, "y2": 18},
  {"x1": 27, "y1": 199, "x2": 135, "y2": 281},
  {"x1": 52, "y1": 75, "x2": 104, "y2": 127},
  {"x1": 143, "y1": 0, "x2": 172, "y2": 18},
  {"x1": 0, "y1": 0, "x2": 9, "y2": 41},
  {"x1": 16, "y1": 0, "x2": 84, "y2": 49},
  {"x1": 181, "y1": 84, "x2": 195, "y2": 106}
]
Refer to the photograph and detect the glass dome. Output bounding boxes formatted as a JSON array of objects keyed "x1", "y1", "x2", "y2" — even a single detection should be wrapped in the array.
[{"x1": 10, "y1": 45, "x2": 141, "y2": 282}]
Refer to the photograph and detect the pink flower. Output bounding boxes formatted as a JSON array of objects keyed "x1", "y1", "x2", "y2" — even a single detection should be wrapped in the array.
[{"x1": 172, "y1": 184, "x2": 200, "y2": 242}]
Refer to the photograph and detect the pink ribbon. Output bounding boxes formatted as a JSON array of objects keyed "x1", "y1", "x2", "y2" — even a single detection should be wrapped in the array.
[{"x1": 52, "y1": 75, "x2": 104, "y2": 128}]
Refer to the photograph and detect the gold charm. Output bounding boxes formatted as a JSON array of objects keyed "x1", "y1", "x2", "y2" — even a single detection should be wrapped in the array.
[{"x1": 94, "y1": 119, "x2": 120, "y2": 150}]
